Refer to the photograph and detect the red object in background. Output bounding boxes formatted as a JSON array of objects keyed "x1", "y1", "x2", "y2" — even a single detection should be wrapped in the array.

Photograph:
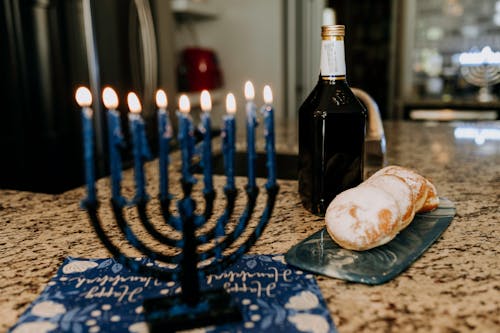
[{"x1": 177, "y1": 48, "x2": 224, "y2": 92}]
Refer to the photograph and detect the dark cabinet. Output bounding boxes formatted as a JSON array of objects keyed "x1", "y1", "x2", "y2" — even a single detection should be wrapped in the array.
[
  {"x1": 0, "y1": 0, "x2": 176, "y2": 193},
  {"x1": 1, "y1": 0, "x2": 88, "y2": 193}
]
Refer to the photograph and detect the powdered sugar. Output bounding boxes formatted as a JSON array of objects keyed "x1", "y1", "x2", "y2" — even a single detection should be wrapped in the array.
[
  {"x1": 372, "y1": 166, "x2": 427, "y2": 209},
  {"x1": 364, "y1": 174, "x2": 415, "y2": 226},
  {"x1": 325, "y1": 186, "x2": 400, "y2": 250}
]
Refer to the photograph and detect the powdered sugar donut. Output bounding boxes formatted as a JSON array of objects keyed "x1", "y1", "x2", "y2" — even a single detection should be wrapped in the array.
[
  {"x1": 364, "y1": 174, "x2": 415, "y2": 229},
  {"x1": 419, "y1": 178, "x2": 439, "y2": 212},
  {"x1": 325, "y1": 185, "x2": 401, "y2": 251},
  {"x1": 370, "y1": 165, "x2": 428, "y2": 211},
  {"x1": 325, "y1": 165, "x2": 439, "y2": 250}
]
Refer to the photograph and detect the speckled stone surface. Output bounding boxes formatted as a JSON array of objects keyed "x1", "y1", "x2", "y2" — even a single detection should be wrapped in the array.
[{"x1": 1, "y1": 121, "x2": 499, "y2": 332}]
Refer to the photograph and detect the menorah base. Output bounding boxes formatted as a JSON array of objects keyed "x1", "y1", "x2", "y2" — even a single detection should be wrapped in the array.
[
  {"x1": 143, "y1": 288, "x2": 242, "y2": 332},
  {"x1": 478, "y1": 86, "x2": 496, "y2": 103}
]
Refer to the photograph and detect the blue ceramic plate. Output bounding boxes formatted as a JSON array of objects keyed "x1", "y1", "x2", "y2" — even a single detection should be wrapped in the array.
[{"x1": 285, "y1": 198, "x2": 456, "y2": 285}]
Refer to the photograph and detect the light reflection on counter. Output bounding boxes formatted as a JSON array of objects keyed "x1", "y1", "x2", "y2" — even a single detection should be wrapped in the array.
[{"x1": 453, "y1": 126, "x2": 500, "y2": 145}]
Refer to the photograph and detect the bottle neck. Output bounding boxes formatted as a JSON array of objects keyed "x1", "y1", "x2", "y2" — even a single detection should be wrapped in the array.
[{"x1": 319, "y1": 36, "x2": 346, "y2": 80}]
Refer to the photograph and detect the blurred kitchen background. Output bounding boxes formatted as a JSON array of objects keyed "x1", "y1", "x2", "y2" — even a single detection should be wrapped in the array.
[{"x1": 1, "y1": 0, "x2": 499, "y2": 193}]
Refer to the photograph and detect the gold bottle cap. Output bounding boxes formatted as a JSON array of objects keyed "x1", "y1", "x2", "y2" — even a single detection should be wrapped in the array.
[{"x1": 322, "y1": 25, "x2": 345, "y2": 37}]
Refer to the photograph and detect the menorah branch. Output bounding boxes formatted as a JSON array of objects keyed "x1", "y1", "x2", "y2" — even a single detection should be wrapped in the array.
[
  {"x1": 136, "y1": 199, "x2": 183, "y2": 248},
  {"x1": 203, "y1": 184, "x2": 279, "y2": 275},
  {"x1": 84, "y1": 200, "x2": 177, "y2": 281}
]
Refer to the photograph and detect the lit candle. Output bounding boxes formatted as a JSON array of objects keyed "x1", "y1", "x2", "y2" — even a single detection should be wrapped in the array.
[
  {"x1": 244, "y1": 81, "x2": 257, "y2": 190},
  {"x1": 128, "y1": 92, "x2": 152, "y2": 203},
  {"x1": 102, "y1": 87, "x2": 126, "y2": 205},
  {"x1": 262, "y1": 85, "x2": 277, "y2": 188},
  {"x1": 156, "y1": 89, "x2": 172, "y2": 200},
  {"x1": 223, "y1": 93, "x2": 237, "y2": 191},
  {"x1": 200, "y1": 90, "x2": 214, "y2": 194},
  {"x1": 177, "y1": 95, "x2": 196, "y2": 185},
  {"x1": 75, "y1": 86, "x2": 96, "y2": 204}
]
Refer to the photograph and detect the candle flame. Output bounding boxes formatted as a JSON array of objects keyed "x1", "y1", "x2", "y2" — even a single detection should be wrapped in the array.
[
  {"x1": 200, "y1": 90, "x2": 212, "y2": 112},
  {"x1": 102, "y1": 87, "x2": 119, "y2": 109},
  {"x1": 179, "y1": 95, "x2": 190, "y2": 114},
  {"x1": 75, "y1": 86, "x2": 92, "y2": 107},
  {"x1": 244, "y1": 81, "x2": 255, "y2": 100},
  {"x1": 226, "y1": 93, "x2": 236, "y2": 114},
  {"x1": 263, "y1": 85, "x2": 273, "y2": 104},
  {"x1": 156, "y1": 89, "x2": 168, "y2": 108},
  {"x1": 127, "y1": 92, "x2": 142, "y2": 113}
]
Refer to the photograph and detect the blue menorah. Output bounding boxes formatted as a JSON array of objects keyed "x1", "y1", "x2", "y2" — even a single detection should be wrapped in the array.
[{"x1": 76, "y1": 86, "x2": 279, "y2": 331}]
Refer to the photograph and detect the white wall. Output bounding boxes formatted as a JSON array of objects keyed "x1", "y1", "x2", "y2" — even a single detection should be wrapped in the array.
[{"x1": 174, "y1": 0, "x2": 285, "y2": 126}]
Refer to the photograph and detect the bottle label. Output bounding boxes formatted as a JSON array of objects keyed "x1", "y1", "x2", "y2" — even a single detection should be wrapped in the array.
[{"x1": 320, "y1": 39, "x2": 346, "y2": 77}]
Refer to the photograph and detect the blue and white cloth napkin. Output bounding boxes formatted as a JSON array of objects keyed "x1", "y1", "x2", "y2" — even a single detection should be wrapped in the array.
[{"x1": 9, "y1": 255, "x2": 336, "y2": 333}]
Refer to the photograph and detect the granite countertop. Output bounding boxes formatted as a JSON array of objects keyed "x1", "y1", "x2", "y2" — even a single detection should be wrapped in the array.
[{"x1": 1, "y1": 121, "x2": 499, "y2": 332}]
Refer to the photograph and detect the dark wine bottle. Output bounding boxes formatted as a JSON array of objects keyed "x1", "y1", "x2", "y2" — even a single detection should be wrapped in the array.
[{"x1": 298, "y1": 25, "x2": 367, "y2": 216}]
